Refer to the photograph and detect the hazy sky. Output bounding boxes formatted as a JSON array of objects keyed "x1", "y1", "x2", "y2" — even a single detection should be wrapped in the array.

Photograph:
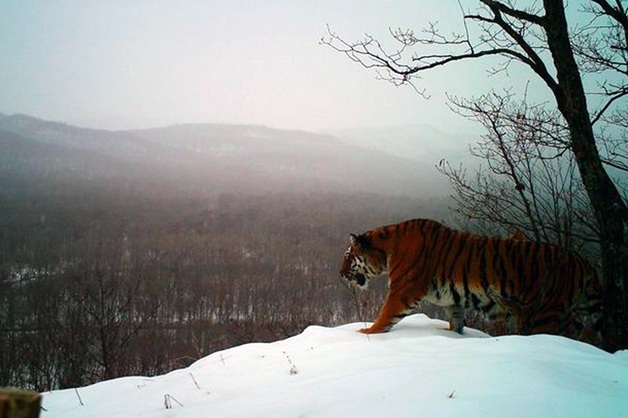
[{"x1": 0, "y1": 1, "x2": 552, "y2": 131}]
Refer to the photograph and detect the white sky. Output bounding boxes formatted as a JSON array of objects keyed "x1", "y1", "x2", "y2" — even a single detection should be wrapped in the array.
[{"x1": 0, "y1": 1, "x2": 554, "y2": 131}]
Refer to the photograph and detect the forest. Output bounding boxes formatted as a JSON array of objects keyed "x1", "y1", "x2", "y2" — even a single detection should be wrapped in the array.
[
  {"x1": 0, "y1": 170, "x2": 450, "y2": 391},
  {"x1": 0, "y1": 116, "x2": 459, "y2": 391}
]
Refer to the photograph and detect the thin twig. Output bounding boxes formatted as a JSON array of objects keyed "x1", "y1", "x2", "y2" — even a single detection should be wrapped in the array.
[
  {"x1": 164, "y1": 394, "x2": 184, "y2": 409},
  {"x1": 74, "y1": 388, "x2": 84, "y2": 406},
  {"x1": 189, "y1": 372, "x2": 201, "y2": 390}
]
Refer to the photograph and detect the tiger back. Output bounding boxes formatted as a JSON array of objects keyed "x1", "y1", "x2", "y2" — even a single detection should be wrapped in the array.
[{"x1": 340, "y1": 218, "x2": 602, "y2": 343}]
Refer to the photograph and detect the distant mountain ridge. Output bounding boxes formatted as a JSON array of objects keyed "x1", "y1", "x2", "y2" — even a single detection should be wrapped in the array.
[
  {"x1": 0, "y1": 113, "x2": 451, "y2": 198},
  {"x1": 328, "y1": 124, "x2": 474, "y2": 164}
]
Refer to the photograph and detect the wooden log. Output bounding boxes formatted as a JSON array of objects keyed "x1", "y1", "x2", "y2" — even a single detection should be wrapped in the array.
[{"x1": 0, "y1": 388, "x2": 41, "y2": 418}]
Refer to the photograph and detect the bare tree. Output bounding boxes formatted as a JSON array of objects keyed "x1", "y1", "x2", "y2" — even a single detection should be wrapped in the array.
[
  {"x1": 323, "y1": 0, "x2": 628, "y2": 351},
  {"x1": 438, "y1": 90, "x2": 598, "y2": 251}
]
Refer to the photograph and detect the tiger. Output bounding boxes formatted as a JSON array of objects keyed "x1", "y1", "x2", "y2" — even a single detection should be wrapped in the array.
[{"x1": 339, "y1": 218, "x2": 602, "y2": 343}]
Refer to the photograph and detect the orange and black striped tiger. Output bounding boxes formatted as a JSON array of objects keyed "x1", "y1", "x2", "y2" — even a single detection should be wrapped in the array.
[{"x1": 340, "y1": 219, "x2": 602, "y2": 342}]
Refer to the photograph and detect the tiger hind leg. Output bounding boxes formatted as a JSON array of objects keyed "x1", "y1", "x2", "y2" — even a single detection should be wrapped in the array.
[{"x1": 445, "y1": 305, "x2": 465, "y2": 334}]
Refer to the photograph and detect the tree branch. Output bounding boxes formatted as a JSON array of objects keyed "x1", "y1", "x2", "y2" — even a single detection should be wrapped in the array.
[
  {"x1": 481, "y1": 0, "x2": 546, "y2": 26},
  {"x1": 592, "y1": 85, "x2": 628, "y2": 125}
]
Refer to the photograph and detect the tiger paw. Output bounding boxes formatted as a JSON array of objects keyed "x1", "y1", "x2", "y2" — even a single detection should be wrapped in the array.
[{"x1": 357, "y1": 325, "x2": 387, "y2": 334}]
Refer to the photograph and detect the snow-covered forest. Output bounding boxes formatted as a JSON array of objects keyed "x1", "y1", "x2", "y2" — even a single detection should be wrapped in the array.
[{"x1": 2, "y1": 191, "x2": 450, "y2": 390}]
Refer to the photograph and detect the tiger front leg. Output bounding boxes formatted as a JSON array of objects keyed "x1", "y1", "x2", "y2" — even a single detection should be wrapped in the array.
[{"x1": 359, "y1": 289, "x2": 420, "y2": 334}]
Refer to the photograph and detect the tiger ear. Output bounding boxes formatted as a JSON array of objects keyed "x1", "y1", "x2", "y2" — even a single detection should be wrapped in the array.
[
  {"x1": 350, "y1": 233, "x2": 369, "y2": 250},
  {"x1": 350, "y1": 234, "x2": 359, "y2": 247}
]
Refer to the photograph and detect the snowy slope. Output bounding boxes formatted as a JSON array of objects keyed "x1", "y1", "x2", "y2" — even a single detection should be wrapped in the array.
[{"x1": 42, "y1": 314, "x2": 628, "y2": 418}]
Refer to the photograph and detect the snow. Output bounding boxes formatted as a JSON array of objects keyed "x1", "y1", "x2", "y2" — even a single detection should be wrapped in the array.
[{"x1": 42, "y1": 314, "x2": 628, "y2": 418}]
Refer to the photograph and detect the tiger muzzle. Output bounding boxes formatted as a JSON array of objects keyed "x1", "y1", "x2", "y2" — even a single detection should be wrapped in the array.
[{"x1": 341, "y1": 272, "x2": 368, "y2": 289}]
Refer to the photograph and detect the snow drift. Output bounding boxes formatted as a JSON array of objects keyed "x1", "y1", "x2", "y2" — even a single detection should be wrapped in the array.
[{"x1": 42, "y1": 314, "x2": 628, "y2": 418}]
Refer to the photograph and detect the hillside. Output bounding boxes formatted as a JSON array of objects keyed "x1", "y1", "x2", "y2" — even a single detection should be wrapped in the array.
[
  {"x1": 41, "y1": 314, "x2": 628, "y2": 418},
  {"x1": 0, "y1": 113, "x2": 450, "y2": 197}
]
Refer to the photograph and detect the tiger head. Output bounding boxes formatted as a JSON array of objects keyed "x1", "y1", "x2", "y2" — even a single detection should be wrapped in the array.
[{"x1": 340, "y1": 233, "x2": 387, "y2": 290}]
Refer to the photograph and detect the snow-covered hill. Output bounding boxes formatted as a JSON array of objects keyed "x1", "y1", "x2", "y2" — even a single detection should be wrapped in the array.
[{"x1": 41, "y1": 314, "x2": 628, "y2": 418}]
